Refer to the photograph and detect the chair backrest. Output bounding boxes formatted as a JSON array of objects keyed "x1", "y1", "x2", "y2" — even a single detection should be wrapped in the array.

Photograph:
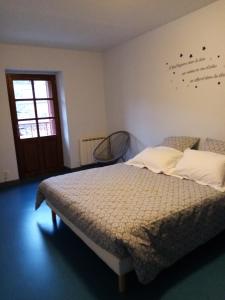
[{"x1": 93, "y1": 131, "x2": 130, "y2": 163}]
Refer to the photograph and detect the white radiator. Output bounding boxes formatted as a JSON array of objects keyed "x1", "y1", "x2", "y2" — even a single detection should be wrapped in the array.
[{"x1": 80, "y1": 136, "x2": 105, "y2": 165}]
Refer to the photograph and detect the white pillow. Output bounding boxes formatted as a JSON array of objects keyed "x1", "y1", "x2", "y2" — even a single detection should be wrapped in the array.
[
  {"x1": 172, "y1": 149, "x2": 225, "y2": 191},
  {"x1": 125, "y1": 146, "x2": 183, "y2": 174}
]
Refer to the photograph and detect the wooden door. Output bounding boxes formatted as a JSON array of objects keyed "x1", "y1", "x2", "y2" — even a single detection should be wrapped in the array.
[{"x1": 6, "y1": 74, "x2": 64, "y2": 179}]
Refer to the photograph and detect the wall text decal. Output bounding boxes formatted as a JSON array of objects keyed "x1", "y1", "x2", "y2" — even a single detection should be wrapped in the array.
[{"x1": 165, "y1": 46, "x2": 224, "y2": 89}]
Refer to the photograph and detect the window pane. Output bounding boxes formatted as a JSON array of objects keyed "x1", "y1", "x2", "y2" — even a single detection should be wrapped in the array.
[
  {"x1": 13, "y1": 80, "x2": 33, "y2": 99},
  {"x1": 36, "y1": 100, "x2": 54, "y2": 118},
  {"x1": 16, "y1": 101, "x2": 36, "y2": 119},
  {"x1": 38, "y1": 119, "x2": 56, "y2": 137},
  {"x1": 18, "y1": 120, "x2": 37, "y2": 139},
  {"x1": 34, "y1": 81, "x2": 52, "y2": 98}
]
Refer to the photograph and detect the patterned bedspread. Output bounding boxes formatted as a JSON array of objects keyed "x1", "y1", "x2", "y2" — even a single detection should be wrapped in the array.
[{"x1": 35, "y1": 164, "x2": 225, "y2": 284}]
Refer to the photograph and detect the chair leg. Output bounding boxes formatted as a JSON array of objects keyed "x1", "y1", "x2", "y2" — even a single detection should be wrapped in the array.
[{"x1": 118, "y1": 275, "x2": 126, "y2": 293}]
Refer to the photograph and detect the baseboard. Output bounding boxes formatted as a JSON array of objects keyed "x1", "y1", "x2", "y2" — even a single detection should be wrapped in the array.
[
  {"x1": 0, "y1": 164, "x2": 102, "y2": 189},
  {"x1": 0, "y1": 179, "x2": 21, "y2": 189},
  {"x1": 69, "y1": 162, "x2": 102, "y2": 172}
]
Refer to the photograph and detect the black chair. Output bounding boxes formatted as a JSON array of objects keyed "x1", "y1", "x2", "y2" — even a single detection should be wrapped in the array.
[{"x1": 93, "y1": 131, "x2": 130, "y2": 165}]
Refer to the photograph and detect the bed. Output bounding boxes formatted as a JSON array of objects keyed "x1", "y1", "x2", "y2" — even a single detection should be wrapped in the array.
[{"x1": 35, "y1": 163, "x2": 225, "y2": 292}]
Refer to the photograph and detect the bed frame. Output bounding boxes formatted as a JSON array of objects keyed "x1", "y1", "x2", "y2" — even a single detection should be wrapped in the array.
[{"x1": 46, "y1": 201, "x2": 133, "y2": 292}]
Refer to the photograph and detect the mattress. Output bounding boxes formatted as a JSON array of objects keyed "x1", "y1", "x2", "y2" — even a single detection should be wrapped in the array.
[{"x1": 36, "y1": 163, "x2": 225, "y2": 284}]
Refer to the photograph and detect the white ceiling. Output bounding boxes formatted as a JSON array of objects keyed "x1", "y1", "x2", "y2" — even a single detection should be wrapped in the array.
[{"x1": 0, "y1": 0, "x2": 218, "y2": 51}]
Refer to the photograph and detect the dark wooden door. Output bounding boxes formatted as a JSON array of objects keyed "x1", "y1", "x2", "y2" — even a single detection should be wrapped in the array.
[{"x1": 6, "y1": 74, "x2": 64, "y2": 179}]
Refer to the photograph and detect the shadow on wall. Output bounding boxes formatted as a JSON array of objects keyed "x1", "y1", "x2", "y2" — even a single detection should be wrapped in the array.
[
  {"x1": 125, "y1": 133, "x2": 167, "y2": 160},
  {"x1": 56, "y1": 72, "x2": 71, "y2": 168},
  {"x1": 125, "y1": 133, "x2": 146, "y2": 160}
]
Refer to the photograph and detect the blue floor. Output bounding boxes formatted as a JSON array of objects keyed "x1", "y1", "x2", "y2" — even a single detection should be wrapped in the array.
[{"x1": 0, "y1": 180, "x2": 225, "y2": 300}]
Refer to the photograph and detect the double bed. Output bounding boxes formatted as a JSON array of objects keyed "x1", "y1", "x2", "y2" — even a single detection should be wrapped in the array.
[{"x1": 36, "y1": 162, "x2": 225, "y2": 292}]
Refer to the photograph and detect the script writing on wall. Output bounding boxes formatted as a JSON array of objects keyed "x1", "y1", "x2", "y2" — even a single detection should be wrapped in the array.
[{"x1": 165, "y1": 46, "x2": 225, "y2": 90}]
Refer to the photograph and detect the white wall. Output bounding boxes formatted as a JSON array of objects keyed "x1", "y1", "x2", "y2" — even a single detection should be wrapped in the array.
[
  {"x1": 0, "y1": 44, "x2": 107, "y2": 182},
  {"x1": 104, "y1": 0, "x2": 225, "y2": 156}
]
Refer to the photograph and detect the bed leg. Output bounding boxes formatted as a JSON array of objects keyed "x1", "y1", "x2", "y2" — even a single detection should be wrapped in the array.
[
  {"x1": 51, "y1": 210, "x2": 57, "y2": 225},
  {"x1": 118, "y1": 275, "x2": 126, "y2": 293}
]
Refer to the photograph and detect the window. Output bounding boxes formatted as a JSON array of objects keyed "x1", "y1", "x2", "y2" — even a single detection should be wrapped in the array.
[{"x1": 12, "y1": 79, "x2": 57, "y2": 139}]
